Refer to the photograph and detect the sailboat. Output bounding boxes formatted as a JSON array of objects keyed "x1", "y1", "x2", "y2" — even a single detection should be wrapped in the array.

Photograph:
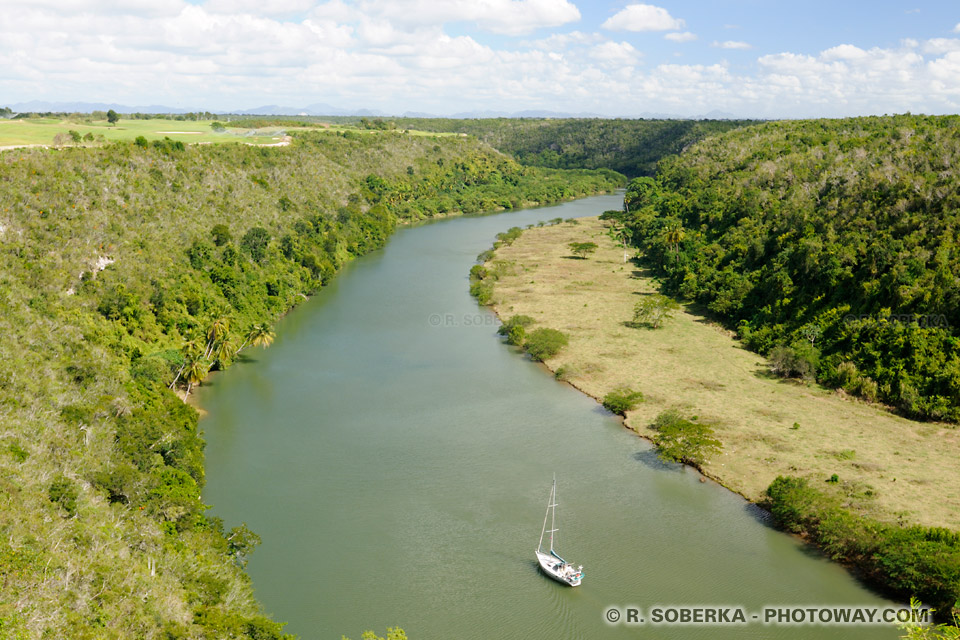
[{"x1": 536, "y1": 475, "x2": 583, "y2": 586}]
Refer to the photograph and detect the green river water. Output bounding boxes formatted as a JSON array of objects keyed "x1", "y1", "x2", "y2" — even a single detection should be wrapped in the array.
[{"x1": 198, "y1": 194, "x2": 899, "y2": 639}]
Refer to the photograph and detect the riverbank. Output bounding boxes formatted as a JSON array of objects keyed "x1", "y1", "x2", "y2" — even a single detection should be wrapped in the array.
[{"x1": 481, "y1": 216, "x2": 960, "y2": 530}]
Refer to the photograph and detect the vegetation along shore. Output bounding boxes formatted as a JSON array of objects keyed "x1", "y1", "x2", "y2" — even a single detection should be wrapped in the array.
[
  {"x1": 0, "y1": 122, "x2": 622, "y2": 639},
  {"x1": 470, "y1": 114, "x2": 960, "y2": 625}
]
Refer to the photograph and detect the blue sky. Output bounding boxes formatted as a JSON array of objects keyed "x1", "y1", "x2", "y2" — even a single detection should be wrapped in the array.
[{"x1": 1, "y1": 1, "x2": 959, "y2": 117}]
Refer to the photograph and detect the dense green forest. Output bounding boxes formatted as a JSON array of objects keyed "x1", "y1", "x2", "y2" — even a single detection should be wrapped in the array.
[
  {"x1": 388, "y1": 117, "x2": 755, "y2": 177},
  {"x1": 0, "y1": 131, "x2": 621, "y2": 639},
  {"x1": 612, "y1": 115, "x2": 960, "y2": 422}
]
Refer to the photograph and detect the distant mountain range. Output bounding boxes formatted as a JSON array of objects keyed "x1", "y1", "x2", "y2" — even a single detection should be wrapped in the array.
[{"x1": 5, "y1": 100, "x2": 739, "y2": 120}]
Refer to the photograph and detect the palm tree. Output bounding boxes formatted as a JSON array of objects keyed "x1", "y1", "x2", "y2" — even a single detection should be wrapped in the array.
[
  {"x1": 204, "y1": 315, "x2": 230, "y2": 359},
  {"x1": 235, "y1": 324, "x2": 276, "y2": 355},
  {"x1": 183, "y1": 357, "x2": 210, "y2": 400},
  {"x1": 169, "y1": 337, "x2": 203, "y2": 389},
  {"x1": 212, "y1": 336, "x2": 234, "y2": 368},
  {"x1": 664, "y1": 224, "x2": 686, "y2": 263}
]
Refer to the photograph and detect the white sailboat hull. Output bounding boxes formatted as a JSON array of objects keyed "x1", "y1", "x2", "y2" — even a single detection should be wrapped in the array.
[{"x1": 536, "y1": 551, "x2": 582, "y2": 587}]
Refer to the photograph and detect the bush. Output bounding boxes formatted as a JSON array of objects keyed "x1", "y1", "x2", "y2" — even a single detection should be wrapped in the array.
[
  {"x1": 554, "y1": 364, "x2": 578, "y2": 381},
  {"x1": 241, "y1": 227, "x2": 271, "y2": 262},
  {"x1": 506, "y1": 325, "x2": 526, "y2": 346},
  {"x1": 765, "y1": 476, "x2": 960, "y2": 622},
  {"x1": 469, "y1": 264, "x2": 487, "y2": 282},
  {"x1": 497, "y1": 315, "x2": 534, "y2": 337},
  {"x1": 469, "y1": 280, "x2": 494, "y2": 305},
  {"x1": 650, "y1": 410, "x2": 722, "y2": 466},
  {"x1": 768, "y1": 342, "x2": 820, "y2": 380},
  {"x1": 602, "y1": 387, "x2": 645, "y2": 415},
  {"x1": 523, "y1": 328, "x2": 568, "y2": 361},
  {"x1": 49, "y1": 477, "x2": 78, "y2": 517},
  {"x1": 632, "y1": 294, "x2": 679, "y2": 329}
]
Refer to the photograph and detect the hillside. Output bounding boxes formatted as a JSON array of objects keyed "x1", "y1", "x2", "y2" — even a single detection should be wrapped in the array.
[
  {"x1": 390, "y1": 117, "x2": 756, "y2": 177},
  {"x1": 0, "y1": 132, "x2": 621, "y2": 639},
  {"x1": 617, "y1": 115, "x2": 960, "y2": 422}
]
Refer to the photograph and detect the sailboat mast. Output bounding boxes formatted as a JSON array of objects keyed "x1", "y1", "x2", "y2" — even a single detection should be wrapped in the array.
[
  {"x1": 538, "y1": 481, "x2": 551, "y2": 552},
  {"x1": 550, "y1": 475, "x2": 557, "y2": 552}
]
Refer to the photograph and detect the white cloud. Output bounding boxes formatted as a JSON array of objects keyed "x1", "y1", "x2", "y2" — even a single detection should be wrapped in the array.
[
  {"x1": 713, "y1": 40, "x2": 751, "y2": 50},
  {"x1": 665, "y1": 31, "x2": 697, "y2": 43},
  {"x1": 954, "y1": 22, "x2": 960, "y2": 33},
  {"x1": 923, "y1": 38, "x2": 960, "y2": 55},
  {"x1": 204, "y1": 0, "x2": 316, "y2": 15},
  {"x1": 357, "y1": 0, "x2": 581, "y2": 36},
  {"x1": 602, "y1": 4, "x2": 684, "y2": 32},
  {"x1": 2, "y1": 3, "x2": 960, "y2": 118},
  {"x1": 524, "y1": 31, "x2": 604, "y2": 51},
  {"x1": 591, "y1": 41, "x2": 641, "y2": 67}
]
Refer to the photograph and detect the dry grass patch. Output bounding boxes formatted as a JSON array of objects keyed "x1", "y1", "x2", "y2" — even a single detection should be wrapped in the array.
[{"x1": 487, "y1": 216, "x2": 960, "y2": 529}]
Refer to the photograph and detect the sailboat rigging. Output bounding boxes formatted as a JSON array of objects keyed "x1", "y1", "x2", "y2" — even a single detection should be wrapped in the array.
[{"x1": 535, "y1": 475, "x2": 583, "y2": 586}]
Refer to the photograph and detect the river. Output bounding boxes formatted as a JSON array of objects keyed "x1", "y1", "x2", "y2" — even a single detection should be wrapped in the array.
[{"x1": 197, "y1": 194, "x2": 898, "y2": 639}]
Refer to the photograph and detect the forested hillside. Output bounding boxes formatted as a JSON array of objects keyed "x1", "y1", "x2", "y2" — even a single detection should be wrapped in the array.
[
  {"x1": 0, "y1": 131, "x2": 621, "y2": 639},
  {"x1": 391, "y1": 117, "x2": 754, "y2": 177},
  {"x1": 616, "y1": 114, "x2": 960, "y2": 422}
]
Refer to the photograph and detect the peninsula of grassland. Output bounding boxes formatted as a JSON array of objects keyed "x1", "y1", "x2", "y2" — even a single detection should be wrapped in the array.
[
  {"x1": 472, "y1": 114, "x2": 960, "y2": 621},
  {"x1": 0, "y1": 128, "x2": 622, "y2": 639}
]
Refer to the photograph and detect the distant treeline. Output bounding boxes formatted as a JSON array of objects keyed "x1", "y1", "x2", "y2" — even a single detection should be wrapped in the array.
[
  {"x1": 610, "y1": 114, "x2": 960, "y2": 422},
  {"x1": 0, "y1": 130, "x2": 620, "y2": 638},
  {"x1": 388, "y1": 117, "x2": 756, "y2": 177}
]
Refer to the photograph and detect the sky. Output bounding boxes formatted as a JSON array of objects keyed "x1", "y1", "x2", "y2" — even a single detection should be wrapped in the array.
[{"x1": 1, "y1": 0, "x2": 959, "y2": 117}]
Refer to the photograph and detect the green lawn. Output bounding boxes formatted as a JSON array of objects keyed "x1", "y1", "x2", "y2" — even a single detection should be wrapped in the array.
[{"x1": 0, "y1": 118, "x2": 285, "y2": 147}]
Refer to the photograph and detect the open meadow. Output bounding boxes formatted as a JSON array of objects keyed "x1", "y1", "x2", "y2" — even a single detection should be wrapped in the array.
[{"x1": 488, "y1": 216, "x2": 960, "y2": 530}]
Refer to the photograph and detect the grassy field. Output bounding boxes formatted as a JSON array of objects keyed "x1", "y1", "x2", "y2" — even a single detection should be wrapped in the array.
[
  {"x1": 0, "y1": 117, "x2": 464, "y2": 149},
  {"x1": 0, "y1": 117, "x2": 290, "y2": 147},
  {"x1": 487, "y1": 216, "x2": 960, "y2": 529}
]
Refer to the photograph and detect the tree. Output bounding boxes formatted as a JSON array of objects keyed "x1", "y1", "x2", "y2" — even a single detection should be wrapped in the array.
[
  {"x1": 210, "y1": 223, "x2": 232, "y2": 246},
  {"x1": 523, "y1": 328, "x2": 568, "y2": 361},
  {"x1": 204, "y1": 315, "x2": 230, "y2": 359},
  {"x1": 107, "y1": 109, "x2": 119, "y2": 125},
  {"x1": 210, "y1": 121, "x2": 226, "y2": 132},
  {"x1": 183, "y1": 357, "x2": 210, "y2": 399},
  {"x1": 651, "y1": 410, "x2": 722, "y2": 467},
  {"x1": 225, "y1": 523, "x2": 261, "y2": 568},
  {"x1": 236, "y1": 324, "x2": 275, "y2": 354},
  {"x1": 568, "y1": 241, "x2": 598, "y2": 259},
  {"x1": 602, "y1": 387, "x2": 645, "y2": 415},
  {"x1": 632, "y1": 294, "x2": 679, "y2": 329},
  {"x1": 68, "y1": 130, "x2": 82, "y2": 144},
  {"x1": 241, "y1": 226, "x2": 271, "y2": 262},
  {"x1": 663, "y1": 223, "x2": 685, "y2": 262}
]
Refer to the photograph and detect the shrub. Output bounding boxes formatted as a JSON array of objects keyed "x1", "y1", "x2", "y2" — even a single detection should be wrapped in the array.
[
  {"x1": 469, "y1": 281, "x2": 493, "y2": 305},
  {"x1": 554, "y1": 364, "x2": 578, "y2": 381},
  {"x1": 506, "y1": 325, "x2": 526, "y2": 346},
  {"x1": 469, "y1": 264, "x2": 487, "y2": 282},
  {"x1": 495, "y1": 227, "x2": 523, "y2": 246},
  {"x1": 765, "y1": 475, "x2": 960, "y2": 621},
  {"x1": 497, "y1": 314, "x2": 534, "y2": 337},
  {"x1": 523, "y1": 328, "x2": 568, "y2": 361},
  {"x1": 650, "y1": 410, "x2": 722, "y2": 466},
  {"x1": 240, "y1": 227, "x2": 271, "y2": 262},
  {"x1": 49, "y1": 477, "x2": 78, "y2": 517},
  {"x1": 768, "y1": 342, "x2": 820, "y2": 380},
  {"x1": 602, "y1": 387, "x2": 645, "y2": 415},
  {"x1": 210, "y1": 224, "x2": 232, "y2": 246},
  {"x1": 632, "y1": 294, "x2": 679, "y2": 329}
]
